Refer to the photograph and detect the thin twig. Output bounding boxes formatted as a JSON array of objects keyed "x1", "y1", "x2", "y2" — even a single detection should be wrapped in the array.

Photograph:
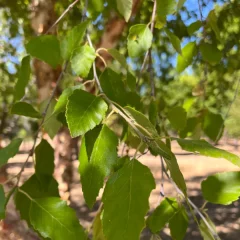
[
  {"x1": 45, "y1": 0, "x2": 80, "y2": 34},
  {"x1": 15, "y1": 62, "x2": 68, "y2": 187},
  {"x1": 137, "y1": 0, "x2": 157, "y2": 87}
]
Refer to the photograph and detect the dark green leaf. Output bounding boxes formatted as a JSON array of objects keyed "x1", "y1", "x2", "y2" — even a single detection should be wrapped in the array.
[
  {"x1": 60, "y1": 21, "x2": 89, "y2": 60},
  {"x1": 15, "y1": 174, "x2": 59, "y2": 225},
  {"x1": 0, "y1": 138, "x2": 22, "y2": 168},
  {"x1": 23, "y1": 194, "x2": 86, "y2": 240},
  {"x1": 167, "y1": 106, "x2": 187, "y2": 130},
  {"x1": 71, "y1": 45, "x2": 96, "y2": 78},
  {"x1": 126, "y1": 92, "x2": 142, "y2": 110},
  {"x1": 26, "y1": 35, "x2": 62, "y2": 68},
  {"x1": 200, "y1": 43, "x2": 222, "y2": 65},
  {"x1": 79, "y1": 125, "x2": 118, "y2": 208},
  {"x1": 66, "y1": 89, "x2": 108, "y2": 137},
  {"x1": 35, "y1": 139, "x2": 54, "y2": 187},
  {"x1": 164, "y1": 28, "x2": 182, "y2": 54},
  {"x1": 147, "y1": 198, "x2": 179, "y2": 233},
  {"x1": 179, "y1": 117, "x2": 198, "y2": 139},
  {"x1": 113, "y1": 156, "x2": 131, "y2": 172},
  {"x1": 117, "y1": 0, "x2": 133, "y2": 22},
  {"x1": 108, "y1": 48, "x2": 127, "y2": 68},
  {"x1": 207, "y1": 10, "x2": 221, "y2": 42},
  {"x1": 149, "y1": 99, "x2": 158, "y2": 126},
  {"x1": 11, "y1": 102, "x2": 42, "y2": 119},
  {"x1": 102, "y1": 159, "x2": 155, "y2": 240},
  {"x1": 176, "y1": 138, "x2": 240, "y2": 167},
  {"x1": 187, "y1": 21, "x2": 202, "y2": 35},
  {"x1": 156, "y1": 0, "x2": 176, "y2": 17},
  {"x1": 126, "y1": 72, "x2": 136, "y2": 91},
  {"x1": 203, "y1": 112, "x2": 223, "y2": 142},
  {"x1": 100, "y1": 68, "x2": 126, "y2": 106},
  {"x1": 0, "y1": 185, "x2": 6, "y2": 220},
  {"x1": 128, "y1": 24, "x2": 153, "y2": 58},
  {"x1": 169, "y1": 206, "x2": 189, "y2": 240},
  {"x1": 177, "y1": 42, "x2": 197, "y2": 73},
  {"x1": 201, "y1": 171, "x2": 240, "y2": 205},
  {"x1": 54, "y1": 85, "x2": 83, "y2": 115},
  {"x1": 14, "y1": 56, "x2": 31, "y2": 101}
]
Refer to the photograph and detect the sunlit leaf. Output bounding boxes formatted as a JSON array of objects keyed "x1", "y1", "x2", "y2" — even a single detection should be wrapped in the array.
[
  {"x1": 66, "y1": 89, "x2": 108, "y2": 137},
  {"x1": 176, "y1": 138, "x2": 240, "y2": 167},
  {"x1": 108, "y1": 48, "x2": 127, "y2": 68},
  {"x1": 0, "y1": 138, "x2": 22, "y2": 168},
  {"x1": 92, "y1": 208, "x2": 105, "y2": 240},
  {"x1": 156, "y1": 0, "x2": 176, "y2": 17},
  {"x1": 71, "y1": 45, "x2": 96, "y2": 78},
  {"x1": 117, "y1": 0, "x2": 133, "y2": 22},
  {"x1": 14, "y1": 56, "x2": 31, "y2": 101},
  {"x1": 128, "y1": 24, "x2": 153, "y2": 58},
  {"x1": 202, "y1": 171, "x2": 240, "y2": 205},
  {"x1": 177, "y1": 42, "x2": 197, "y2": 73},
  {"x1": 187, "y1": 20, "x2": 202, "y2": 35},
  {"x1": 102, "y1": 159, "x2": 155, "y2": 240},
  {"x1": 60, "y1": 21, "x2": 89, "y2": 60}
]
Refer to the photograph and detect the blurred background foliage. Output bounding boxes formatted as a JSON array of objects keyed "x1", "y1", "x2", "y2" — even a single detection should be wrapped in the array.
[{"x1": 1, "y1": 0, "x2": 240, "y2": 143}]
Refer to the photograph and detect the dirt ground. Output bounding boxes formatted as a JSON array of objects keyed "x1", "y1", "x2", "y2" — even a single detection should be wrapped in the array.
[{"x1": 0, "y1": 140, "x2": 240, "y2": 240}]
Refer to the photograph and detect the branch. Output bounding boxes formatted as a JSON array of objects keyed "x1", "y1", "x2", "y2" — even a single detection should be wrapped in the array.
[
  {"x1": 45, "y1": 0, "x2": 80, "y2": 34},
  {"x1": 137, "y1": 0, "x2": 157, "y2": 88}
]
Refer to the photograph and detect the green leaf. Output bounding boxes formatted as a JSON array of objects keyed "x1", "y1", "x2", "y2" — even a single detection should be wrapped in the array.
[
  {"x1": 179, "y1": 117, "x2": 198, "y2": 139},
  {"x1": 11, "y1": 102, "x2": 42, "y2": 119},
  {"x1": 147, "y1": 198, "x2": 179, "y2": 233},
  {"x1": 35, "y1": 140, "x2": 54, "y2": 187},
  {"x1": 167, "y1": 106, "x2": 187, "y2": 130},
  {"x1": 117, "y1": 0, "x2": 133, "y2": 22},
  {"x1": 177, "y1": 0, "x2": 186, "y2": 10},
  {"x1": 60, "y1": 21, "x2": 89, "y2": 60},
  {"x1": 176, "y1": 138, "x2": 240, "y2": 168},
  {"x1": 0, "y1": 185, "x2": 6, "y2": 220},
  {"x1": 0, "y1": 138, "x2": 22, "y2": 168},
  {"x1": 15, "y1": 174, "x2": 59, "y2": 225},
  {"x1": 201, "y1": 171, "x2": 240, "y2": 205},
  {"x1": 164, "y1": 28, "x2": 182, "y2": 54},
  {"x1": 53, "y1": 85, "x2": 83, "y2": 115},
  {"x1": 156, "y1": 0, "x2": 176, "y2": 17},
  {"x1": 124, "y1": 107, "x2": 186, "y2": 194},
  {"x1": 128, "y1": 24, "x2": 153, "y2": 58},
  {"x1": 126, "y1": 92, "x2": 142, "y2": 110},
  {"x1": 41, "y1": 99, "x2": 62, "y2": 139},
  {"x1": 169, "y1": 206, "x2": 189, "y2": 240},
  {"x1": 108, "y1": 48, "x2": 127, "y2": 69},
  {"x1": 66, "y1": 89, "x2": 108, "y2": 137},
  {"x1": 149, "y1": 99, "x2": 158, "y2": 126},
  {"x1": 200, "y1": 43, "x2": 222, "y2": 65},
  {"x1": 100, "y1": 68, "x2": 127, "y2": 106},
  {"x1": 207, "y1": 10, "x2": 221, "y2": 42},
  {"x1": 187, "y1": 20, "x2": 202, "y2": 35},
  {"x1": 126, "y1": 71, "x2": 136, "y2": 91},
  {"x1": 203, "y1": 112, "x2": 223, "y2": 142},
  {"x1": 19, "y1": 192, "x2": 87, "y2": 240},
  {"x1": 26, "y1": 35, "x2": 62, "y2": 68},
  {"x1": 177, "y1": 42, "x2": 197, "y2": 73},
  {"x1": 89, "y1": 0, "x2": 104, "y2": 12},
  {"x1": 199, "y1": 216, "x2": 219, "y2": 240},
  {"x1": 14, "y1": 56, "x2": 31, "y2": 101},
  {"x1": 79, "y1": 125, "x2": 118, "y2": 208},
  {"x1": 71, "y1": 45, "x2": 96, "y2": 78},
  {"x1": 102, "y1": 159, "x2": 155, "y2": 240},
  {"x1": 92, "y1": 209, "x2": 105, "y2": 240}
]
